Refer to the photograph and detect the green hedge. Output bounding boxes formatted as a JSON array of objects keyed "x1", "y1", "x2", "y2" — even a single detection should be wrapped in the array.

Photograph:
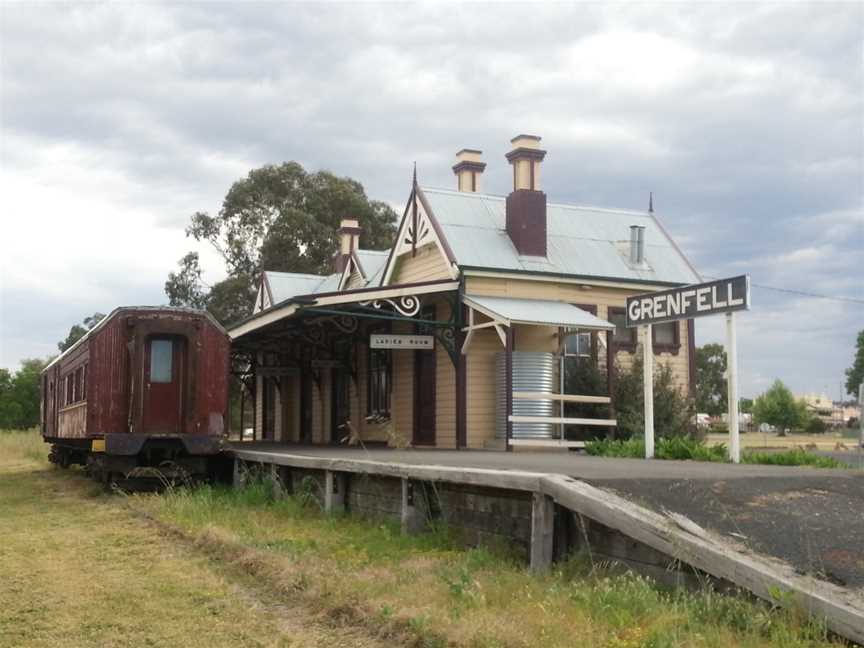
[
  {"x1": 742, "y1": 449, "x2": 842, "y2": 468},
  {"x1": 585, "y1": 438, "x2": 842, "y2": 468},
  {"x1": 585, "y1": 437, "x2": 727, "y2": 462}
]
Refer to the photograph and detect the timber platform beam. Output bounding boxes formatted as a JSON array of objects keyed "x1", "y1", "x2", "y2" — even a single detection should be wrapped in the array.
[
  {"x1": 229, "y1": 448, "x2": 864, "y2": 645},
  {"x1": 530, "y1": 492, "x2": 555, "y2": 572},
  {"x1": 324, "y1": 470, "x2": 346, "y2": 513}
]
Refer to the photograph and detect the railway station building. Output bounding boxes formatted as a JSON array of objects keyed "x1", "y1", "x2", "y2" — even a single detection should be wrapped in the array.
[{"x1": 229, "y1": 135, "x2": 701, "y2": 449}]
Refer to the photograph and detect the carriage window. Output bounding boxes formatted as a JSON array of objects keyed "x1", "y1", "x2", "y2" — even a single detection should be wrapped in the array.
[
  {"x1": 150, "y1": 339, "x2": 173, "y2": 383},
  {"x1": 74, "y1": 367, "x2": 83, "y2": 401}
]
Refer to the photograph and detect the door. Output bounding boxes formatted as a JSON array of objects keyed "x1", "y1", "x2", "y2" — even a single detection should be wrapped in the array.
[
  {"x1": 143, "y1": 336, "x2": 185, "y2": 434},
  {"x1": 331, "y1": 368, "x2": 350, "y2": 444},
  {"x1": 262, "y1": 377, "x2": 276, "y2": 441},
  {"x1": 413, "y1": 306, "x2": 437, "y2": 445},
  {"x1": 299, "y1": 372, "x2": 313, "y2": 443}
]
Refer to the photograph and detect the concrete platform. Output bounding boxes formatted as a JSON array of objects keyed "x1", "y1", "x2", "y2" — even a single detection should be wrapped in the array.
[{"x1": 231, "y1": 442, "x2": 864, "y2": 589}]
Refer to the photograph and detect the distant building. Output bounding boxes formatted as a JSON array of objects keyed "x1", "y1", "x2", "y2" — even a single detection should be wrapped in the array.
[{"x1": 799, "y1": 393, "x2": 858, "y2": 427}]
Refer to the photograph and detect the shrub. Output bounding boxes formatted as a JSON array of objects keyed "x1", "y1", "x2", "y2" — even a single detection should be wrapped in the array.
[
  {"x1": 563, "y1": 358, "x2": 610, "y2": 440},
  {"x1": 805, "y1": 417, "x2": 827, "y2": 435},
  {"x1": 656, "y1": 437, "x2": 727, "y2": 462},
  {"x1": 585, "y1": 437, "x2": 728, "y2": 462},
  {"x1": 611, "y1": 356, "x2": 695, "y2": 441},
  {"x1": 584, "y1": 438, "x2": 645, "y2": 458}
]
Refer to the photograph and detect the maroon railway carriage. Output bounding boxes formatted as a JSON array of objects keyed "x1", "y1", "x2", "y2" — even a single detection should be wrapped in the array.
[{"x1": 41, "y1": 307, "x2": 230, "y2": 481}]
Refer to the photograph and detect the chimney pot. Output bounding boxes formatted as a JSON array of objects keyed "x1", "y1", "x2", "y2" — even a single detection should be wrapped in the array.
[
  {"x1": 335, "y1": 218, "x2": 361, "y2": 272},
  {"x1": 506, "y1": 134, "x2": 546, "y2": 191},
  {"x1": 452, "y1": 149, "x2": 486, "y2": 192}
]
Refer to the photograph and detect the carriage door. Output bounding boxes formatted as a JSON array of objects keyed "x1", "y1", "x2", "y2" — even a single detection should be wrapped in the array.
[{"x1": 143, "y1": 336, "x2": 186, "y2": 434}]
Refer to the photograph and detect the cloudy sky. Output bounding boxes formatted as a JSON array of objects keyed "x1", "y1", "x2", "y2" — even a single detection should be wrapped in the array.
[{"x1": 1, "y1": 2, "x2": 862, "y2": 398}]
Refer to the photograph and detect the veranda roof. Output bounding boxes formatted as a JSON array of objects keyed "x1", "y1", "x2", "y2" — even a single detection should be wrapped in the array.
[{"x1": 463, "y1": 295, "x2": 615, "y2": 331}]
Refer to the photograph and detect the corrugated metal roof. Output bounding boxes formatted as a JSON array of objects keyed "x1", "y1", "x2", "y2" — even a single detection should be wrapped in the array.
[
  {"x1": 265, "y1": 272, "x2": 331, "y2": 304},
  {"x1": 355, "y1": 250, "x2": 388, "y2": 285},
  {"x1": 420, "y1": 187, "x2": 700, "y2": 285},
  {"x1": 43, "y1": 306, "x2": 224, "y2": 372},
  {"x1": 466, "y1": 295, "x2": 614, "y2": 330},
  {"x1": 315, "y1": 273, "x2": 341, "y2": 293},
  {"x1": 264, "y1": 249, "x2": 386, "y2": 305},
  {"x1": 465, "y1": 295, "x2": 615, "y2": 330}
]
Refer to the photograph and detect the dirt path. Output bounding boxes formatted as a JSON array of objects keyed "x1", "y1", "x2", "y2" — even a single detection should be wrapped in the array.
[{"x1": 0, "y1": 461, "x2": 395, "y2": 648}]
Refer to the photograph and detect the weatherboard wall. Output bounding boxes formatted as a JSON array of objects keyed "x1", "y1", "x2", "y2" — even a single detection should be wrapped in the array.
[
  {"x1": 390, "y1": 242, "x2": 452, "y2": 284},
  {"x1": 465, "y1": 276, "x2": 690, "y2": 416}
]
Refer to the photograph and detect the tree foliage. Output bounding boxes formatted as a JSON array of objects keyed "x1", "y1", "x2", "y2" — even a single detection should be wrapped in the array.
[
  {"x1": 695, "y1": 343, "x2": 727, "y2": 416},
  {"x1": 165, "y1": 162, "x2": 398, "y2": 326},
  {"x1": 0, "y1": 358, "x2": 48, "y2": 430},
  {"x1": 164, "y1": 252, "x2": 208, "y2": 310},
  {"x1": 845, "y1": 329, "x2": 864, "y2": 397},
  {"x1": 752, "y1": 379, "x2": 809, "y2": 433},
  {"x1": 57, "y1": 312, "x2": 106, "y2": 352}
]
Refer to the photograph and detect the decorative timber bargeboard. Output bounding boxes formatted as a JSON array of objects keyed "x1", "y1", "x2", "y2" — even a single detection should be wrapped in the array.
[{"x1": 231, "y1": 279, "x2": 462, "y2": 367}]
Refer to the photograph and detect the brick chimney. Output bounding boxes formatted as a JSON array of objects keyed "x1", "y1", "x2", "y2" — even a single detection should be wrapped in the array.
[
  {"x1": 334, "y1": 218, "x2": 361, "y2": 273},
  {"x1": 505, "y1": 134, "x2": 547, "y2": 256},
  {"x1": 452, "y1": 149, "x2": 486, "y2": 192}
]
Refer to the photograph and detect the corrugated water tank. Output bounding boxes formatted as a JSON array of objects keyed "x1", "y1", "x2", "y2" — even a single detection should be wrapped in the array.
[{"x1": 495, "y1": 352, "x2": 556, "y2": 439}]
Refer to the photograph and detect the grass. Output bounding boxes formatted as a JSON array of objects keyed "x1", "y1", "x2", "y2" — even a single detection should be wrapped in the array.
[
  {"x1": 135, "y1": 470, "x2": 842, "y2": 647},
  {"x1": 585, "y1": 436, "x2": 845, "y2": 468},
  {"x1": 0, "y1": 431, "x2": 390, "y2": 647},
  {"x1": 1, "y1": 430, "x2": 846, "y2": 647}
]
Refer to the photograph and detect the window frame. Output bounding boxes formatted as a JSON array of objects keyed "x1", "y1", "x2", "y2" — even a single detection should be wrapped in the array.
[
  {"x1": 608, "y1": 307, "x2": 637, "y2": 353},
  {"x1": 74, "y1": 367, "x2": 83, "y2": 402},
  {"x1": 366, "y1": 323, "x2": 392, "y2": 419},
  {"x1": 562, "y1": 303, "x2": 599, "y2": 366},
  {"x1": 149, "y1": 338, "x2": 174, "y2": 384},
  {"x1": 652, "y1": 321, "x2": 681, "y2": 355}
]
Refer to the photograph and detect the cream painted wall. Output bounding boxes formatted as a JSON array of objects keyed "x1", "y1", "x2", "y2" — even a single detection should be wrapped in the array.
[
  {"x1": 390, "y1": 319, "x2": 414, "y2": 445},
  {"x1": 463, "y1": 275, "x2": 694, "y2": 446},
  {"x1": 391, "y1": 243, "x2": 451, "y2": 284}
]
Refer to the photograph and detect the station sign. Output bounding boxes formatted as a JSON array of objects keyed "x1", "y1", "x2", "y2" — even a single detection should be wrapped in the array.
[
  {"x1": 626, "y1": 275, "x2": 750, "y2": 328},
  {"x1": 370, "y1": 334, "x2": 434, "y2": 350}
]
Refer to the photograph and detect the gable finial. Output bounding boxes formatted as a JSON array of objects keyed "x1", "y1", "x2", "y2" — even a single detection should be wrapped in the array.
[
  {"x1": 411, "y1": 162, "x2": 418, "y2": 257},
  {"x1": 648, "y1": 191, "x2": 654, "y2": 213}
]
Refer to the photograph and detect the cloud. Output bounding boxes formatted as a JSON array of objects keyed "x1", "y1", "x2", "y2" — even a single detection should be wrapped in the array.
[{"x1": 1, "y1": 1, "x2": 861, "y2": 398}]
